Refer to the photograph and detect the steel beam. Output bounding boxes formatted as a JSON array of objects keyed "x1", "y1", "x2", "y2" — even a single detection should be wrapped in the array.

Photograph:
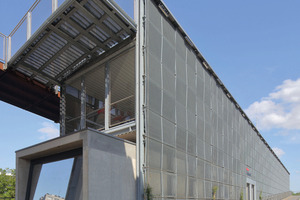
[
  {"x1": 50, "y1": 25, "x2": 90, "y2": 54},
  {"x1": 102, "y1": 120, "x2": 136, "y2": 135},
  {"x1": 19, "y1": 61, "x2": 59, "y2": 84},
  {"x1": 63, "y1": 18, "x2": 108, "y2": 51},
  {"x1": 91, "y1": 0, "x2": 132, "y2": 34},
  {"x1": 73, "y1": 1, "x2": 122, "y2": 43}
]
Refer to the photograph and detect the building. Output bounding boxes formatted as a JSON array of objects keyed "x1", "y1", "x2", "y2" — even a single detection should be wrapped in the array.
[
  {"x1": 39, "y1": 194, "x2": 65, "y2": 200},
  {"x1": 0, "y1": 0, "x2": 290, "y2": 200}
]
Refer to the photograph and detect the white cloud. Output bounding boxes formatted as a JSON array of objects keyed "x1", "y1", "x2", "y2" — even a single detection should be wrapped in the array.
[
  {"x1": 272, "y1": 147, "x2": 285, "y2": 158},
  {"x1": 38, "y1": 122, "x2": 59, "y2": 140},
  {"x1": 269, "y1": 79, "x2": 300, "y2": 103},
  {"x1": 245, "y1": 78, "x2": 300, "y2": 130}
]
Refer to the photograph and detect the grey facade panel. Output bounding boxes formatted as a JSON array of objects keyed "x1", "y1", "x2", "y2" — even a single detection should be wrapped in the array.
[{"x1": 144, "y1": 0, "x2": 289, "y2": 199}]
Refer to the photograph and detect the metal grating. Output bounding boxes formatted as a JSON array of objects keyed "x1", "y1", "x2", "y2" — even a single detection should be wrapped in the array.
[{"x1": 8, "y1": 0, "x2": 136, "y2": 86}]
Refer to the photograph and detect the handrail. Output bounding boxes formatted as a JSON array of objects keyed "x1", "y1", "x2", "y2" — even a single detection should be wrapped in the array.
[
  {"x1": 110, "y1": 95, "x2": 134, "y2": 107},
  {"x1": 2, "y1": 0, "x2": 60, "y2": 66},
  {"x1": 0, "y1": 32, "x2": 7, "y2": 38},
  {"x1": 9, "y1": 0, "x2": 41, "y2": 37},
  {"x1": 0, "y1": 32, "x2": 8, "y2": 68}
]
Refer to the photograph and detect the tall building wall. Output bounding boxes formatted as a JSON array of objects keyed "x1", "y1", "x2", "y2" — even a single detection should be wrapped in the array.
[{"x1": 143, "y1": 0, "x2": 289, "y2": 199}]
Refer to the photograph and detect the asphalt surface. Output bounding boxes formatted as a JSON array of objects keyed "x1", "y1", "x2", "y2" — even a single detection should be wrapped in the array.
[{"x1": 283, "y1": 196, "x2": 300, "y2": 200}]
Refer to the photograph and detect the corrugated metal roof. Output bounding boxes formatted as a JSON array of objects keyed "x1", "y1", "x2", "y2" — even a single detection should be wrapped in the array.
[{"x1": 8, "y1": 0, "x2": 136, "y2": 86}]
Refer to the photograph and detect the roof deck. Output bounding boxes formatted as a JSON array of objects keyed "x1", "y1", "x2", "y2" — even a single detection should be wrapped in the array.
[
  {"x1": 0, "y1": 0, "x2": 137, "y2": 128},
  {"x1": 8, "y1": 0, "x2": 136, "y2": 86}
]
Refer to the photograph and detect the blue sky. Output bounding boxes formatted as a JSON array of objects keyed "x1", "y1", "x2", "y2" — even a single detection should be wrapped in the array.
[{"x1": 0, "y1": 0, "x2": 300, "y2": 193}]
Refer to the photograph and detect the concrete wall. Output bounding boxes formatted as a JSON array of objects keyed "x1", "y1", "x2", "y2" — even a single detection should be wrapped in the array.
[
  {"x1": 144, "y1": 0, "x2": 290, "y2": 199},
  {"x1": 16, "y1": 129, "x2": 136, "y2": 200},
  {"x1": 85, "y1": 130, "x2": 136, "y2": 199}
]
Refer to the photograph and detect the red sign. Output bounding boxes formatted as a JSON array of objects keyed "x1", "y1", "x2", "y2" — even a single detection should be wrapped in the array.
[{"x1": 246, "y1": 168, "x2": 250, "y2": 171}]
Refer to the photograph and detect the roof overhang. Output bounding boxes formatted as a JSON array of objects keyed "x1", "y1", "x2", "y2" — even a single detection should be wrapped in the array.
[
  {"x1": 0, "y1": 69, "x2": 60, "y2": 122},
  {"x1": 8, "y1": 0, "x2": 136, "y2": 87}
]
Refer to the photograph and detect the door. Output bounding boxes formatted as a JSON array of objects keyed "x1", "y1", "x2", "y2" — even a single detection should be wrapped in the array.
[
  {"x1": 246, "y1": 179, "x2": 256, "y2": 200},
  {"x1": 246, "y1": 183, "x2": 250, "y2": 200}
]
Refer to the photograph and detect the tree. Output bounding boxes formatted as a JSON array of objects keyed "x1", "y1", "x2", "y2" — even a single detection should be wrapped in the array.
[{"x1": 0, "y1": 168, "x2": 15, "y2": 198}]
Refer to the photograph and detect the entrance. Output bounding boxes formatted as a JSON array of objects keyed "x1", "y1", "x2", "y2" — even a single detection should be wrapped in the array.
[{"x1": 246, "y1": 179, "x2": 256, "y2": 200}]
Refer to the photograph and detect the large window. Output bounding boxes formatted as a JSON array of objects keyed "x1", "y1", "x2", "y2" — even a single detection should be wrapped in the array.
[
  {"x1": 64, "y1": 48, "x2": 135, "y2": 134},
  {"x1": 26, "y1": 149, "x2": 82, "y2": 200}
]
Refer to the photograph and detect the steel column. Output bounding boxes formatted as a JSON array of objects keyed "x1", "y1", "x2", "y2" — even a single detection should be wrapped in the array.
[
  {"x1": 104, "y1": 62, "x2": 111, "y2": 130},
  {"x1": 3, "y1": 36, "x2": 7, "y2": 69},
  {"x1": 27, "y1": 12, "x2": 32, "y2": 41},
  {"x1": 60, "y1": 85, "x2": 66, "y2": 136},
  {"x1": 135, "y1": 0, "x2": 146, "y2": 199},
  {"x1": 7, "y1": 36, "x2": 11, "y2": 61},
  {"x1": 52, "y1": 0, "x2": 58, "y2": 13},
  {"x1": 80, "y1": 76, "x2": 86, "y2": 129}
]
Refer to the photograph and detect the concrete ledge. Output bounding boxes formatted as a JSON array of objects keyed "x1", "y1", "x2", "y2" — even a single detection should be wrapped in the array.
[{"x1": 16, "y1": 129, "x2": 136, "y2": 200}]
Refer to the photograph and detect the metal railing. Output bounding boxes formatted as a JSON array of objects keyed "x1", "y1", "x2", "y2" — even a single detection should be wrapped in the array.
[
  {"x1": 0, "y1": 0, "x2": 64, "y2": 70},
  {"x1": 0, "y1": 32, "x2": 8, "y2": 68}
]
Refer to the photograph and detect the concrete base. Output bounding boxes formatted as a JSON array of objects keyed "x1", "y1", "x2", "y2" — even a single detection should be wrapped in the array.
[{"x1": 16, "y1": 128, "x2": 136, "y2": 200}]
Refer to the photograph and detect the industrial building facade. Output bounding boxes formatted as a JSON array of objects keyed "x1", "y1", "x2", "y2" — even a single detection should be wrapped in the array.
[
  {"x1": 0, "y1": 0, "x2": 290, "y2": 199},
  {"x1": 143, "y1": 1, "x2": 289, "y2": 199}
]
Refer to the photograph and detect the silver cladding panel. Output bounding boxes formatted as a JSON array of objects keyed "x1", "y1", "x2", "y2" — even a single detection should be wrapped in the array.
[{"x1": 144, "y1": 0, "x2": 289, "y2": 199}]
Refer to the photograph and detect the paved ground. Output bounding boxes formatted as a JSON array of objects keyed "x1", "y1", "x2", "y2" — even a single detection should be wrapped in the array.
[{"x1": 283, "y1": 196, "x2": 300, "y2": 200}]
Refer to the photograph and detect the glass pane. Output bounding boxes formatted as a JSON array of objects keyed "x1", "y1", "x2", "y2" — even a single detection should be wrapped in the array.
[
  {"x1": 66, "y1": 85, "x2": 81, "y2": 134},
  {"x1": 33, "y1": 158, "x2": 74, "y2": 200},
  {"x1": 85, "y1": 65, "x2": 105, "y2": 130},
  {"x1": 110, "y1": 49, "x2": 135, "y2": 127}
]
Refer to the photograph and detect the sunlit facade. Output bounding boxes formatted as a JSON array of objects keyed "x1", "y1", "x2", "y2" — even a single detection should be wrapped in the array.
[{"x1": 0, "y1": 0, "x2": 290, "y2": 200}]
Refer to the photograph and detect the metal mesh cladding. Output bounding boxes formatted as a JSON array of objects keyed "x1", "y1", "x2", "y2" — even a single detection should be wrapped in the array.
[{"x1": 144, "y1": 0, "x2": 290, "y2": 199}]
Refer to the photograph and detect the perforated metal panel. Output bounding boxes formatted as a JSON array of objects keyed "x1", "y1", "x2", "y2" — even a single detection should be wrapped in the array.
[{"x1": 144, "y1": 0, "x2": 290, "y2": 199}]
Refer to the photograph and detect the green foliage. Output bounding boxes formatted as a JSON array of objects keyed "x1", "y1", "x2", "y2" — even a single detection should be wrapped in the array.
[
  {"x1": 240, "y1": 190, "x2": 244, "y2": 200},
  {"x1": 259, "y1": 191, "x2": 263, "y2": 200},
  {"x1": 0, "y1": 168, "x2": 15, "y2": 198},
  {"x1": 293, "y1": 192, "x2": 300, "y2": 196},
  {"x1": 212, "y1": 186, "x2": 218, "y2": 200},
  {"x1": 144, "y1": 184, "x2": 153, "y2": 200}
]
